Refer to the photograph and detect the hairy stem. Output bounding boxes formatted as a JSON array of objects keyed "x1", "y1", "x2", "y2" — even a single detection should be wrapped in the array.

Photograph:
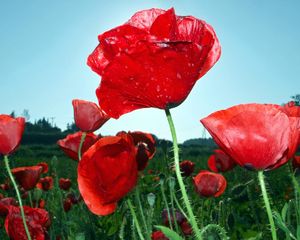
[
  {"x1": 258, "y1": 171, "x2": 277, "y2": 240},
  {"x1": 165, "y1": 109, "x2": 202, "y2": 239},
  {"x1": 4, "y1": 155, "x2": 32, "y2": 240},
  {"x1": 135, "y1": 187, "x2": 151, "y2": 240},
  {"x1": 160, "y1": 181, "x2": 173, "y2": 230},
  {"x1": 169, "y1": 183, "x2": 180, "y2": 233},
  {"x1": 78, "y1": 132, "x2": 87, "y2": 161},
  {"x1": 127, "y1": 199, "x2": 145, "y2": 240}
]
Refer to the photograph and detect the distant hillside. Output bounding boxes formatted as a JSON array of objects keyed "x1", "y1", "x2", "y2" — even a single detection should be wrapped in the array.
[{"x1": 183, "y1": 138, "x2": 216, "y2": 147}]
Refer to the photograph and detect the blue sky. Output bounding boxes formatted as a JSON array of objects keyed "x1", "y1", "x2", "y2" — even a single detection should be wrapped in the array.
[{"x1": 1, "y1": 1, "x2": 299, "y2": 142}]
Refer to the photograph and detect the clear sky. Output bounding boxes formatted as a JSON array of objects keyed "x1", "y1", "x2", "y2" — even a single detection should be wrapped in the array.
[{"x1": 1, "y1": 1, "x2": 300, "y2": 142}]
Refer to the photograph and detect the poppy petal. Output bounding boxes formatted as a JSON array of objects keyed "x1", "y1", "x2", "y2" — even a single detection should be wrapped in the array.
[
  {"x1": 78, "y1": 134, "x2": 138, "y2": 215},
  {"x1": 127, "y1": 8, "x2": 166, "y2": 31},
  {"x1": 150, "y1": 8, "x2": 178, "y2": 40},
  {"x1": 201, "y1": 104, "x2": 291, "y2": 170},
  {"x1": 0, "y1": 115, "x2": 25, "y2": 155}
]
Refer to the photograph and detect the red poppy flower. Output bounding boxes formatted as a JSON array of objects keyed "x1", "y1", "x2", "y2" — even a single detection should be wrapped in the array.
[
  {"x1": 11, "y1": 166, "x2": 43, "y2": 191},
  {"x1": 0, "y1": 183, "x2": 10, "y2": 191},
  {"x1": 57, "y1": 132, "x2": 98, "y2": 161},
  {"x1": 208, "y1": 149, "x2": 236, "y2": 173},
  {"x1": 72, "y1": 99, "x2": 109, "y2": 132},
  {"x1": 37, "y1": 162, "x2": 49, "y2": 174},
  {"x1": 281, "y1": 102, "x2": 300, "y2": 160},
  {"x1": 151, "y1": 231, "x2": 169, "y2": 240},
  {"x1": 293, "y1": 156, "x2": 300, "y2": 170},
  {"x1": 0, "y1": 115, "x2": 25, "y2": 155},
  {"x1": 36, "y1": 177, "x2": 53, "y2": 191},
  {"x1": 201, "y1": 103, "x2": 300, "y2": 171},
  {"x1": 179, "y1": 160, "x2": 195, "y2": 177},
  {"x1": 39, "y1": 199, "x2": 46, "y2": 209},
  {"x1": 63, "y1": 198, "x2": 72, "y2": 212},
  {"x1": 0, "y1": 198, "x2": 17, "y2": 216},
  {"x1": 118, "y1": 131, "x2": 156, "y2": 170},
  {"x1": 59, "y1": 178, "x2": 71, "y2": 191},
  {"x1": 78, "y1": 134, "x2": 138, "y2": 215},
  {"x1": 33, "y1": 199, "x2": 46, "y2": 209},
  {"x1": 162, "y1": 209, "x2": 185, "y2": 226},
  {"x1": 180, "y1": 220, "x2": 192, "y2": 236},
  {"x1": 66, "y1": 192, "x2": 81, "y2": 204},
  {"x1": 5, "y1": 205, "x2": 50, "y2": 240},
  {"x1": 88, "y1": 8, "x2": 221, "y2": 119},
  {"x1": 193, "y1": 170, "x2": 227, "y2": 197},
  {"x1": 21, "y1": 191, "x2": 29, "y2": 199}
]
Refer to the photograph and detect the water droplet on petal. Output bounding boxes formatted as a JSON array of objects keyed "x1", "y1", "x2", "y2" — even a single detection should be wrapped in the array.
[
  {"x1": 177, "y1": 73, "x2": 182, "y2": 79},
  {"x1": 156, "y1": 85, "x2": 161, "y2": 92}
]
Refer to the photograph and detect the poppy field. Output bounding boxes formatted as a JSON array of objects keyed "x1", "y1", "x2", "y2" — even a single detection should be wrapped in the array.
[{"x1": 1, "y1": 7, "x2": 300, "y2": 240}]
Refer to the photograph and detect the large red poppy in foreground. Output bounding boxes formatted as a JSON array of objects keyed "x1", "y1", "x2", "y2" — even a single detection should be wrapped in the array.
[
  {"x1": 88, "y1": 8, "x2": 221, "y2": 118},
  {"x1": 5, "y1": 206, "x2": 50, "y2": 240},
  {"x1": 0, "y1": 115, "x2": 25, "y2": 155},
  {"x1": 201, "y1": 103, "x2": 300, "y2": 171},
  {"x1": 78, "y1": 134, "x2": 138, "y2": 215}
]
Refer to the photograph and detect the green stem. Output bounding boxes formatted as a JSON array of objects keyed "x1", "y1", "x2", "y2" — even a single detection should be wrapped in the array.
[
  {"x1": 258, "y1": 171, "x2": 277, "y2": 240},
  {"x1": 165, "y1": 109, "x2": 202, "y2": 239},
  {"x1": 4, "y1": 155, "x2": 32, "y2": 240},
  {"x1": 28, "y1": 191, "x2": 33, "y2": 208},
  {"x1": 172, "y1": 191, "x2": 188, "y2": 220},
  {"x1": 135, "y1": 187, "x2": 151, "y2": 240},
  {"x1": 78, "y1": 132, "x2": 87, "y2": 161},
  {"x1": 160, "y1": 181, "x2": 173, "y2": 230},
  {"x1": 127, "y1": 199, "x2": 145, "y2": 240},
  {"x1": 169, "y1": 184, "x2": 180, "y2": 233},
  {"x1": 288, "y1": 163, "x2": 300, "y2": 223}
]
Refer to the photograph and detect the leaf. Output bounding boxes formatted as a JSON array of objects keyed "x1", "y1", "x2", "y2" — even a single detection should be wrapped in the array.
[
  {"x1": 273, "y1": 211, "x2": 297, "y2": 240},
  {"x1": 273, "y1": 211, "x2": 289, "y2": 233},
  {"x1": 296, "y1": 225, "x2": 300, "y2": 240},
  {"x1": 155, "y1": 225, "x2": 184, "y2": 240},
  {"x1": 281, "y1": 203, "x2": 289, "y2": 222},
  {"x1": 75, "y1": 233, "x2": 85, "y2": 240}
]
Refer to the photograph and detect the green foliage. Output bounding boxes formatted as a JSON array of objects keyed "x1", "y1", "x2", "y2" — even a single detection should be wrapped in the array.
[
  {"x1": 155, "y1": 225, "x2": 184, "y2": 240},
  {"x1": 0, "y1": 139, "x2": 298, "y2": 239}
]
